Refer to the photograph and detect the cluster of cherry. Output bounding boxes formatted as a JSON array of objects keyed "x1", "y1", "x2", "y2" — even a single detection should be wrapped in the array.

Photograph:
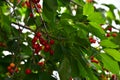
[
  {"x1": 32, "y1": 32, "x2": 55, "y2": 55},
  {"x1": 22, "y1": 0, "x2": 42, "y2": 17},
  {"x1": 89, "y1": 37, "x2": 96, "y2": 43},
  {"x1": 7, "y1": 63, "x2": 19, "y2": 75},
  {"x1": 105, "y1": 27, "x2": 117, "y2": 37}
]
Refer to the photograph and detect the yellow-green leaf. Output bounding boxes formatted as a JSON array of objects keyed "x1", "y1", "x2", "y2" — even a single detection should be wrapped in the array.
[
  {"x1": 104, "y1": 48, "x2": 120, "y2": 61},
  {"x1": 100, "y1": 39, "x2": 119, "y2": 48}
]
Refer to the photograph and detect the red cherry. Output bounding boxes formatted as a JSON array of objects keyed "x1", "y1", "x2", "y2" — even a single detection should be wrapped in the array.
[
  {"x1": 91, "y1": 59, "x2": 99, "y2": 64},
  {"x1": 40, "y1": 39, "x2": 47, "y2": 45},
  {"x1": 32, "y1": 44, "x2": 39, "y2": 49},
  {"x1": 30, "y1": 13, "x2": 33, "y2": 18},
  {"x1": 112, "y1": 33, "x2": 117, "y2": 37},
  {"x1": 108, "y1": 27, "x2": 112, "y2": 31},
  {"x1": 25, "y1": 1, "x2": 30, "y2": 8},
  {"x1": 50, "y1": 39, "x2": 55, "y2": 45},
  {"x1": 36, "y1": 9, "x2": 41, "y2": 13},
  {"x1": 38, "y1": 62, "x2": 44, "y2": 66},
  {"x1": 32, "y1": 36, "x2": 38, "y2": 44},
  {"x1": 15, "y1": 67, "x2": 19, "y2": 73},
  {"x1": 49, "y1": 50, "x2": 54, "y2": 55},
  {"x1": 106, "y1": 33, "x2": 111, "y2": 37},
  {"x1": 39, "y1": 37, "x2": 47, "y2": 45},
  {"x1": 44, "y1": 48, "x2": 49, "y2": 52},
  {"x1": 9, "y1": 69, "x2": 14, "y2": 74},
  {"x1": 89, "y1": 37, "x2": 93, "y2": 40},
  {"x1": 39, "y1": 37, "x2": 44, "y2": 42},
  {"x1": 89, "y1": 39, "x2": 96, "y2": 43},
  {"x1": 90, "y1": 56, "x2": 94, "y2": 60},
  {"x1": 25, "y1": 68, "x2": 31, "y2": 74},
  {"x1": 32, "y1": 0, "x2": 40, "y2": 4},
  {"x1": 38, "y1": 46, "x2": 42, "y2": 51},
  {"x1": 111, "y1": 74, "x2": 117, "y2": 80},
  {"x1": 35, "y1": 32, "x2": 42, "y2": 38},
  {"x1": 37, "y1": 0, "x2": 40, "y2": 3},
  {"x1": 69, "y1": 77, "x2": 73, "y2": 80},
  {"x1": 37, "y1": 3, "x2": 41, "y2": 9},
  {"x1": 34, "y1": 46, "x2": 42, "y2": 54},
  {"x1": 45, "y1": 44, "x2": 50, "y2": 50},
  {"x1": 7, "y1": 66, "x2": 12, "y2": 71}
]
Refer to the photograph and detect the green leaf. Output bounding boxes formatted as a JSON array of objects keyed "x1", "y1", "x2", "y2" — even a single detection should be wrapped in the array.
[
  {"x1": 83, "y1": 3, "x2": 94, "y2": 16},
  {"x1": 103, "y1": 4, "x2": 116, "y2": 11},
  {"x1": 70, "y1": 47, "x2": 98, "y2": 80},
  {"x1": 100, "y1": 53, "x2": 119, "y2": 74},
  {"x1": 89, "y1": 22, "x2": 105, "y2": 39},
  {"x1": 106, "y1": 10, "x2": 115, "y2": 20},
  {"x1": 104, "y1": 48, "x2": 120, "y2": 61},
  {"x1": 21, "y1": 44, "x2": 32, "y2": 56},
  {"x1": 0, "y1": 14, "x2": 11, "y2": 34},
  {"x1": 74, "y1": 0, "x2": 85, "y2": 6},
  {"x1": 88, "y1": 12, "x2": 105, "y2": 24},
  {"x1": 43, "y1": 0, "x2": 58, "y2": 22},
  {"x1": 58, "y1": 0, "x2": 71, "y2": 6},
  {"x1": 38, "y1": 72, "x2": 57, "y2": 80},
  {"x1": 100, "y1": 39, "x2": 119, "y2": 48},
  {"x1": 58, "y1": 57, "x2": 71, "y2": 80}
]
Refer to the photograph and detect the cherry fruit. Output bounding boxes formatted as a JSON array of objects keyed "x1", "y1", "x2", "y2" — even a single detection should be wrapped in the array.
[
  {"x1": 49, "y1": 49, "x2": 54, "y2": 55},
  {"x1": 106, "y1": 33, "x2": 111, "y2": 37},
  {"x1": 50, "y1": 39, "x2": 55, "y2": 45},
  {"x1": 25, "y1": 68, "x2": 31, "y2": 74},
  {"x1": 112, "y1": 33, "x2": 117, "y2": 37}
]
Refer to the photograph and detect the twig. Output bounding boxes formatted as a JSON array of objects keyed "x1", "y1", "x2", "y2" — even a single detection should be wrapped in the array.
[
  {"x1": 34, "y1": 3, "x2": 48, "y2": 33},
  {"x1": 11, "y1": 22, "x2": 35, "y2": 32}
]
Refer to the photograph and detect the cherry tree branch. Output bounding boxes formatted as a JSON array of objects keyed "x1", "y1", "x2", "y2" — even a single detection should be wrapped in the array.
[{"x1": 11, "y1": 22, "x2": 35, "y2": 32}]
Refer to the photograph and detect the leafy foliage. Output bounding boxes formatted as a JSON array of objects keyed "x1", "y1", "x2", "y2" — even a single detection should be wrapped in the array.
[{"x1": 0, "y1": 0, "x2": 120, "y2": 80}]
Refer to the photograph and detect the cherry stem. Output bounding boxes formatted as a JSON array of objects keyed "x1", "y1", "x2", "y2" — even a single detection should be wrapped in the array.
[{"x1": 33, "y1": 2, "x2": 48, "y2": 33}]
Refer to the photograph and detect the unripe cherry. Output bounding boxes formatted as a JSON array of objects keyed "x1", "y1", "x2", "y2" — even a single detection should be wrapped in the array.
[{"x1": 10, "y1": 63, "x2": 15, "y2": 68}]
